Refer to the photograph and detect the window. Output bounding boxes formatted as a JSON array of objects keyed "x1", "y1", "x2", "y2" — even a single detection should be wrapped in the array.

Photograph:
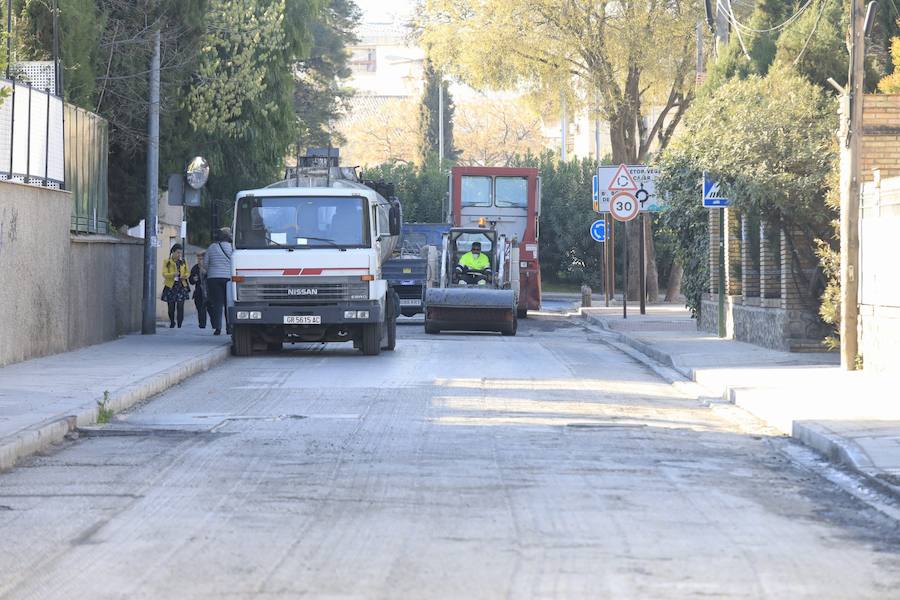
[
  {"x1": 495, "y1": 177, "x2": 528, "y2": 208},
  {"x1": 350, "y1": 48, "x2": 377, "y2": 73},
  {"x1": 235, "y1": 196, "x2": 369, "y2": 249},
  {"x1": 460, "y1": 176, "x2": 492, "y2": 207}
]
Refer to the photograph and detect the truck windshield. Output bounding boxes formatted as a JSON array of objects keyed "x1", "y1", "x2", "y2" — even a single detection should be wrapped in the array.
[
  {"x1": 235, "y1": 196, "x2": 369, "y2": 249},
  {"x1": 460, "y1": 176, "x2": 492, "y2": 207},
  {"x1": 495, "y1": 176, "x2": 528, "y2": 208}
]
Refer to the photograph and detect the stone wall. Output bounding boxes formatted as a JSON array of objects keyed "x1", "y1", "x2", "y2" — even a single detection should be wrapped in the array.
[
  {"x1": 700, "y1": 297, "x2": 793, "y2": 351},
  {"x1": 68, "y1": 235, "x2": 143, "y2": 349},
  {"x1": 0, "y1": 183, "x2": 72, "y2": 364},
  {"x1": 0, "y1": 182, "x2": 143, "y2": 366}
]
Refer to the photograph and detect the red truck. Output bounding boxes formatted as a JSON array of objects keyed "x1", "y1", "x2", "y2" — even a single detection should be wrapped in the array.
[{"x1": 449, "y1": 166, "x2": 541, "y2": 317}]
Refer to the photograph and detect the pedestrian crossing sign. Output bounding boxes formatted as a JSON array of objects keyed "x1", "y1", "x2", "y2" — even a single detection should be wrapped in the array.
[{"x1": 702, "y1": 173, "x2": 730, "y2": 208}]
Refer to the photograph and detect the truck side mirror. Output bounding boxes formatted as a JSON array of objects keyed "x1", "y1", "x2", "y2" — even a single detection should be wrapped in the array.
[{"x1": 389, "y1": 204, "x2": 401, "y2": 236}]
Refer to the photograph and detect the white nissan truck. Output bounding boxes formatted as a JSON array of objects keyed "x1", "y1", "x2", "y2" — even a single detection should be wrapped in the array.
[{"x1": 227, "y1": 154, "x2": 401, "y2": 356}]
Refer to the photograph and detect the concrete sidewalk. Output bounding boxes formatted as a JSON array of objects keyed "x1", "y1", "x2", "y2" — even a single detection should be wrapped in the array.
[
  {"x1": 581, "y1": 304, "x2": 900, "y2": 499},
  {"x1": 0, "y1": 321, "x2": 230, "y2": 471}
]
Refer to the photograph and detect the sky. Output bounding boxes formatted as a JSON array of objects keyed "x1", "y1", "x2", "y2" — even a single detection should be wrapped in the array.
[{"x1": 354, "y1": 0, "x2": 415, "y2": 21}]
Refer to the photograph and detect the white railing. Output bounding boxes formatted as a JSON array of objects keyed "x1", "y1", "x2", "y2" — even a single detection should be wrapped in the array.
[{"x1": 0, "y1": 79, "x2": 65, "y2": 188}]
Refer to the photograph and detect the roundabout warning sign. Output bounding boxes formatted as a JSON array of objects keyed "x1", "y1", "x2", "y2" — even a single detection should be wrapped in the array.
[
  {"x1": 594, "y1": 164, "x2": 666, "y2": 213},
  {"x1": 609, "y1": 191, "x2": 639, "y2": 222}
]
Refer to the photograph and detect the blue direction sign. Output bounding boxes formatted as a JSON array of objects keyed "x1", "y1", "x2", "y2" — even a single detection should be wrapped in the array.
[
  {"x1": 703, "y1": 173, "x2": 730, "y2": 207},
  {"x1": 590, "y1": 219, "x2": 606, "y2": 243}
]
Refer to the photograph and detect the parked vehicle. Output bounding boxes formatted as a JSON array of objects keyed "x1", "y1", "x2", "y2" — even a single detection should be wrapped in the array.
[
  {"x1": 383, "y1": 223, "x2": 450, "y2": 317},
  {"x1": 228, "y1": 150, "x2": 401, "y2": 356}
]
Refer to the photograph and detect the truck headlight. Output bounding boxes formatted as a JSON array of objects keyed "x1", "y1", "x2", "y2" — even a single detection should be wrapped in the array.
[
  {"x1": 343, "y1": 311, "x2": 371, "y2": 319},
  {"x1": 237, "y1": 311, "x2": 249, "y2": 320},
  {"x1": 250, "y1": 311, "x2": 262, "y2": 320}
]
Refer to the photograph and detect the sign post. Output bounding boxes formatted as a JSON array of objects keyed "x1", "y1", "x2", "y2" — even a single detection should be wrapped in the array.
[
  {"x1": 703, "y1": 173, "x2": 730, "y2": 338},
  {"x1": 610, "y1": 188, "x2": 639, "y2": 319},
  {"x1": 597, "y1": 164, "x2": 662, "y2": 316},
  {"x1": 606, "y1": 216, "x2": 613, "y2": 307},
  {"x1": 639, "y1": 214, "x2": 646, "y2": 315}
]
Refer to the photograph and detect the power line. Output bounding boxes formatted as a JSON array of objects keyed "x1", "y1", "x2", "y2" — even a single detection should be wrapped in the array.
[
  {"x1": 793, "y1": 0, "x2": 830, "y2": 66},
  {"x1": 719, "y1": 0, "x2": 816, "y2": 34}
]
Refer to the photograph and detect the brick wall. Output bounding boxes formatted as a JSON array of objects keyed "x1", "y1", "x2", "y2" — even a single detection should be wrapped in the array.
[{"x1": 862, "y1": 95, "x2": 900, "y2": 181}]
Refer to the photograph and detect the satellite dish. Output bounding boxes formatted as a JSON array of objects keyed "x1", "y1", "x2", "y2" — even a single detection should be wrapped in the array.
[{"x1": 185, "y1": 156, "x2": 210, "y2": 190}]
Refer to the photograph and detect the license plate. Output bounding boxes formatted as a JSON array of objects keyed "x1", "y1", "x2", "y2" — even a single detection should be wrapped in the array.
[
  {"x1": 399, "y1": 299, "x2": 421, "y2": 306},
  {"x1": 284, "y1": 315, "x2": 321, "y2": 325}
]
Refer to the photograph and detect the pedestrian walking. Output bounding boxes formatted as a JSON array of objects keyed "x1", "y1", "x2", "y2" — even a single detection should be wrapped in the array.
[
  {"x1": 206, "y1": 227, "x2": 233, "y2": 336},
  {"x1": 161, "y1": 244, "x2": 190, "y2": 328},
  {"x1": 189, "y1": 250, "x2": 212, "y2": 329}
]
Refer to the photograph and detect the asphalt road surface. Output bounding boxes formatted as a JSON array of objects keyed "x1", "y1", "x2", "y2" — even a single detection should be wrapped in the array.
[{"x1": 2, "y1": 316, "x2": 899, "y2": 598}]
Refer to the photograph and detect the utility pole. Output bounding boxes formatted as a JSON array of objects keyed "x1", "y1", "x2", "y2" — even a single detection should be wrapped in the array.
[
  {"x1": 52, "y1": 0, "x2": 60, "y2": 95},
  {"x1": 142, "y1": 29, "x2": 161, "y2": 335},
  {"x1": 715, "y1": 0, "x2": 731, "y2": 56},
  {"x1": 840, "y1": 0, "x2": 873, "y2": 369},
  {"x1": 438, "y1": 73, "x2": 444, "y2": 166},
  {"x1": 560, "y1": 92, "x2": 567, "y2": 161},
  {"x1": 5, "y1": 0, "x2": 11, "y2": 79}
]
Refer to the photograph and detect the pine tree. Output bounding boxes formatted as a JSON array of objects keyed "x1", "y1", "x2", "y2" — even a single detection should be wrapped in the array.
[{"x1": 418, "y1": 58, "x2": 457, "y2": 164}]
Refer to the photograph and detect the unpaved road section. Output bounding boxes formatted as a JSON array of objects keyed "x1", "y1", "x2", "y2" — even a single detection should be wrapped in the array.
[{"x1": 2, "y1": 317, "x2": 899, "y2": 598}]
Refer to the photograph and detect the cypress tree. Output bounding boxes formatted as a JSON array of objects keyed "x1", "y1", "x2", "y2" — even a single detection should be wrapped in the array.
[{"x1": 418, "y1": 58, "x2": 457, "y2": 164}]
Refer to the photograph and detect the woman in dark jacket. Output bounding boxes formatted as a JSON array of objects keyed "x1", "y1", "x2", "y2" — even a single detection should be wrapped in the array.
[
  {"x1": 161, "y1": 244, "x2": 191, "y2": 328},
  {"x1": 205, "y1": 228, "x2": 233, "y2": 336},
  {"x1": 189, "y1": 250, "x2": 211, "y2": 329}
]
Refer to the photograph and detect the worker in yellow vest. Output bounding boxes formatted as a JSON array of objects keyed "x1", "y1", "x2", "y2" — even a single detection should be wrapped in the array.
[{"x1": 456, "y1": 241, "x2": 492, "y2": 285}]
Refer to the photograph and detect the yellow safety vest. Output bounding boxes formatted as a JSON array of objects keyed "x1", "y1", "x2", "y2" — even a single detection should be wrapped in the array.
[{"x1": 459, "y1": 251, "x2": 490, "y2": 271}]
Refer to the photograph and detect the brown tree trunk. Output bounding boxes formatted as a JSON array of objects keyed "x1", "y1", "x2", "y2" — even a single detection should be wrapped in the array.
[
  {"x1": 665, "y1": 260, "x2": 683, "y2": 303},
  {"x1": 626, "y1": 220, "x2": 641, "y2": 300}
]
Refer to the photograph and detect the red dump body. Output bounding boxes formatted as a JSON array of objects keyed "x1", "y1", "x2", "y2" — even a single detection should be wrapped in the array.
[{"x1": 449, "y1": 166, "x2": 541, "y2": 313}]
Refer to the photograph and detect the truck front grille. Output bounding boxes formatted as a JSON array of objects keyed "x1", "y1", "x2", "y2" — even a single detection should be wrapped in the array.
[{"x1": 237, "y1": 281, "x2": 369, "y2": 304}]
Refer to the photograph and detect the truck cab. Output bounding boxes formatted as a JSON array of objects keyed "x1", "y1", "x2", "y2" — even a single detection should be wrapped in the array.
[{"x1": 228, "y1": 167, "x2": 401, "y2": 356}]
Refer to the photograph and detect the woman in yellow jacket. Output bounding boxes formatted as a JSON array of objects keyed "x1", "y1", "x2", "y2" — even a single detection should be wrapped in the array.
[{"x1": 161, "y1": 244, "x2": 190, "y2": 328}]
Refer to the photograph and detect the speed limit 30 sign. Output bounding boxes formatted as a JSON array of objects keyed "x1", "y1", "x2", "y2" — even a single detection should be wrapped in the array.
[{"x1": 610, "y1": 191, "x2": 640, "y2": 222}]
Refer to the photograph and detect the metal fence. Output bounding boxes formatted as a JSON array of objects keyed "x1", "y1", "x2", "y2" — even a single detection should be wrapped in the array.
[
  {"x1": 66, "y1": 105, "x2": 109, "y2": 234},
  {"x1": 0, "y1": 78, "x2": 110, "y2": 234}
]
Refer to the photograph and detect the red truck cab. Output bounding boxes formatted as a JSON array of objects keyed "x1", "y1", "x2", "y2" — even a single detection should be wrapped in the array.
[{"x1": 449, "y1": 166, "x2": 541, "y2": 316}]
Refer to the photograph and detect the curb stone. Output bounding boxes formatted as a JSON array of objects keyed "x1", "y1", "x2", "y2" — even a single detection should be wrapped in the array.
[
  {"x1": 0, "y1": 344, "x2": 231, "y2": 472},
  {"x1": 578, "y1": 311, "x2": 900, "y2": 503},
  {"x1": 578, "y1": 313, "x2": 720, "y2": 404},
  {"x1": 792, "y1": 420, "x2": 900, "y2": 502}
]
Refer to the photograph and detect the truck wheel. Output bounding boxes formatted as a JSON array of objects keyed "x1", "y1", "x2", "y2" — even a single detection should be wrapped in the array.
[
  {"x1": 233, "y1": 326, "x2": 254, "y2": 356},
  {"x1": 361, "y1": 323, "x2": 382, "y2": 356},
  {"x1": 383, "y1": 315, "x2": 397, "y2": 351},
  {"x1": 501, "y1": 317, "x2": 518, "y2": 337}
]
